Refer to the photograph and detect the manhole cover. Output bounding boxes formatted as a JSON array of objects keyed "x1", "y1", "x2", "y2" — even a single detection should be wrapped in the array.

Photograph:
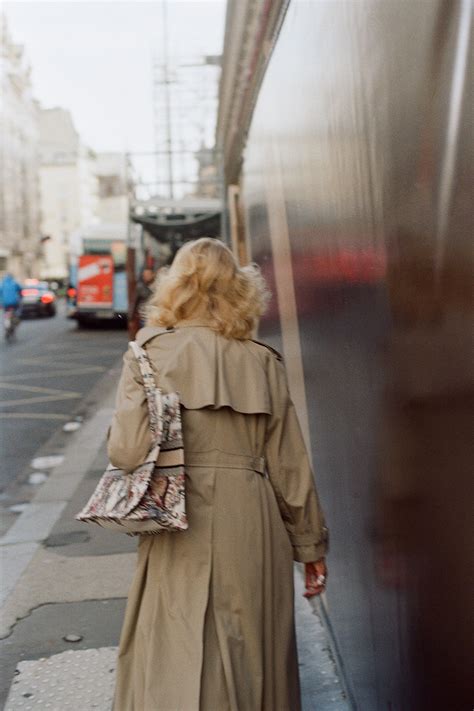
[{"x1": 45, "y1": 530, "x2": 90, "y2": 547}]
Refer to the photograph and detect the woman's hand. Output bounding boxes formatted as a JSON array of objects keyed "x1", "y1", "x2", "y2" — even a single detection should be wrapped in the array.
[{"x1": 304, "y1": 558, "x2": 327, "y2": 598}]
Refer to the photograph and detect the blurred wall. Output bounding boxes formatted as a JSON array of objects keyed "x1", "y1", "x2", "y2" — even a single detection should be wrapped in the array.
[{"x1": 242, "y1": 1, "x2": 473, "y2": 709}]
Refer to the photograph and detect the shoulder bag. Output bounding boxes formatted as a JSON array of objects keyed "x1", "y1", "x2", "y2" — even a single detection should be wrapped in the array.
[{"x1": 76, "y1": 341, "x2": 188, "y2": 534}]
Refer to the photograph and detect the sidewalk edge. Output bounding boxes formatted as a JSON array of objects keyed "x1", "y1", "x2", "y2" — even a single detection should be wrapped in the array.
[{"x1": 0, "y1": 373, "x2": 119, "y2": 622}]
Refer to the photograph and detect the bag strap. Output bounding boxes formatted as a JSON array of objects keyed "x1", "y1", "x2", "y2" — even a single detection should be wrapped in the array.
[{"x1": 129, "y1": 340, "x2": 163, "y2": 441}]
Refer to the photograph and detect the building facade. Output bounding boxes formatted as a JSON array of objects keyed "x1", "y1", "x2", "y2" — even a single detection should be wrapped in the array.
[
  {"x1": 0, "y1": 16, "x2": 41, "y2": 279},
  {"x1": 95, "y1": 152, "x2": 129, "y2": 225},
  {"x1": 38, "y1": 108, "x2": 99, "y2": 280}
]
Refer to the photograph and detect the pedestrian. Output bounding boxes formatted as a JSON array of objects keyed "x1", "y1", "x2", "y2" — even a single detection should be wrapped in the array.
[
  {"x1": 128, "y1": 267, "x2": 155, "y2": 339},
  {"x1": 108, "y1": 237, "x2": 328, "y2": 711}
]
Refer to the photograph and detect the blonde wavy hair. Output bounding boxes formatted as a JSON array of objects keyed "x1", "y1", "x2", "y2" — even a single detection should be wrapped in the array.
[{"x1": 146, "y1": 237, "x2": 270, "y2": 339}]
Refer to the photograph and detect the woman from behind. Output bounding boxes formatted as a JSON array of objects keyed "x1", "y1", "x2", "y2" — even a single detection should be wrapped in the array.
[{"x1": 109, "y1": 237, "x2": 328, "y2": 711}]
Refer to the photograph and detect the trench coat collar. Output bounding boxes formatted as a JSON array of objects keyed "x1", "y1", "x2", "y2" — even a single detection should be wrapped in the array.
[
  {"x1": 135, "y1": 321, "x2": 211, "y2": 347},
  {"x1": 174, "y1": 318, "x2": 212, "y2": 329},
  {"x1": 135, "y1": 323, "x2": 273, "y2": 415}
]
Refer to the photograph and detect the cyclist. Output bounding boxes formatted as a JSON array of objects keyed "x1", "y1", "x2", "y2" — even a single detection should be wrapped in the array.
[{"x1": 0, "y1": 273, "x2": 23, "y2": 339}]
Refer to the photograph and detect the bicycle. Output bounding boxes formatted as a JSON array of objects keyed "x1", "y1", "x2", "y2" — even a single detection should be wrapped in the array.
[{"x1": 3, "y1": 306, "x2": 20, "y2": 342}]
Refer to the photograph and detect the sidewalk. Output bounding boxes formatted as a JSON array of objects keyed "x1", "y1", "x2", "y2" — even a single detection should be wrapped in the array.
[{"x1": 0, "y1": 369, "x2": 350, "y2": 711}]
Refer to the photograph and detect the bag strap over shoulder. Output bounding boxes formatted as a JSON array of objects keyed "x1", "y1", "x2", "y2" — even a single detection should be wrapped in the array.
[
  {"x1": 129, "y1": 341, "x2": 163, "y2": 442},
  {"x1": 129, "y1": 341, "x2": 156, "y2": 386}
]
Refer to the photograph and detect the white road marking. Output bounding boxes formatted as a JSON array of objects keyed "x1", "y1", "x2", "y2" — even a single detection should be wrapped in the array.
[
  {"x1": 0, "y1": 343, "x2": 114, "y2": 411},
  {"x1": 0, "y1": 367, "x2": 105, "y2": 381},
  {"x1": 4, "y1": 356, "x2": 105, "y2": 368},
  {"x1": 63, "y1": 421, "x2": 82, "y2": 432},
  {"x1": 28, "y1": 472, "x2": 48, "y2": 485},
  {"x1": 0, "y1": 382, "x2": 81, "y2": 408},
  {"x1": 0, "y1": 413, "x2": 70, "y2": 420},
  {"x1": 40, "y1": 344, "x2": 121, "y2": 354},
  {"x1": 0, "y1": 383, "x2": 81, "y2": 395},
  {"x1": 31, "y1": 455, "x2": 64, "y2": 470},
  {"x1": 0, "y1": 394, "x2": 81, "y2": 407},
  {"x1": 8, "y1": 504, "x2": 30, "y2": 513}
]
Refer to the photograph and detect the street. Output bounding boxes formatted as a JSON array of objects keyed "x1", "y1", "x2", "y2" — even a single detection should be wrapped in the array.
[{"x1": 0, "y1": 301, "x2": 127, "y2": 507}]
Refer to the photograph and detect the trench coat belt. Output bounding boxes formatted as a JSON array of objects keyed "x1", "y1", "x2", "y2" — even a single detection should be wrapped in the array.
[{"x1": 185, "y1": 450, "x2": 267, "y2": 477}]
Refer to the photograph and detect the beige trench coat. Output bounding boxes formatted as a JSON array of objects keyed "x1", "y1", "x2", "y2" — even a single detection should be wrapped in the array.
[{"x1": 108, "y1": 320, "x2": 328, "y2": 711}]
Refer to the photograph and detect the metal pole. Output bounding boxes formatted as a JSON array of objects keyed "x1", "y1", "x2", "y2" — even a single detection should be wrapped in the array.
[
  {"x1": 162, "y1": 0, "x2": 174, "y2": 200},
  {"x1": 434, "y1": 0, "x2": 472, "y2": 281}
]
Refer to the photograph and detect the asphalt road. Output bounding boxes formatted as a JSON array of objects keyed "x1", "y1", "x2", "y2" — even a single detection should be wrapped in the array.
[{"x1": 0, "y1": 301, "x2": 128, "y2": 494}]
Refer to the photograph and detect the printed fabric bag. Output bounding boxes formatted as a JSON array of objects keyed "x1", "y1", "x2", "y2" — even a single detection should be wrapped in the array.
[{"x1": 76, "y1": 341, "x2": 188, "y2": 534}]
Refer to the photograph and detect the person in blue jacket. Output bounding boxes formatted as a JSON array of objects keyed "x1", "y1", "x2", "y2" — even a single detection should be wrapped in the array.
[{"x1": 0, "y1": 273, "x2": 23, "y2": 314}]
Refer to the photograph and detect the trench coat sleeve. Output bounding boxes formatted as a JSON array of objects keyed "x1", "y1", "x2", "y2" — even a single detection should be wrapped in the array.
[
  {"x1": 107, "y1": 348, "x2": 152, "y2": 471},
  {"x1": 264, "y1": 356, "x2": 328, "y2": 563}
]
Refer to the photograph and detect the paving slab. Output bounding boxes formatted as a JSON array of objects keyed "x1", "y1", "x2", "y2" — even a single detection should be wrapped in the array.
[
  {"x1": 0, "y1": 404, "x2": 118, "y2": 626},
  {"x1": 0, "y1": 548, "x2": 135, "y2": 639},
  {"x1": 32, "y1": 408, "x2": 114, "y2": 504},
  {"x1": 4, "y1": 647, "x2": 117, "y2": 711},
  {"x1": 0, "y1": 503, "x2": 66, "y2": 546},
  {"x1": 1, "y1": 572, "x2": 351, "y2": 711},
  {"x1": 0, "y1": 599, "x2": 126, "y2": 709},
  {"x1": 43, "y1": 459, "x2": 137, "y2": 559},
  {"x1": 0, "y1": 543, "x2": 39, "y2": 608}
]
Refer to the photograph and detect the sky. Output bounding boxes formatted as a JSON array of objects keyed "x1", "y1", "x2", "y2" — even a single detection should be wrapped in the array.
[{"x1": 4, "y1": 0, "x2": 226, "y2": 154}]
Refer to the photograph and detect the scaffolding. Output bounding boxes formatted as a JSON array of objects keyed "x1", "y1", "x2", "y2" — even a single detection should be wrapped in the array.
[
  {"x1": 149, "y1": 1, "x2": 222, "y2": 202},
  {"x1": 123, "y1": 0, "x2": 225, "y2": 319}
]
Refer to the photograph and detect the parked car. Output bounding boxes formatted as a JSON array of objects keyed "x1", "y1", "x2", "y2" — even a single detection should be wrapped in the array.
[{"x1": 21, "y1": 280, "x2": 57, "y2": 318}]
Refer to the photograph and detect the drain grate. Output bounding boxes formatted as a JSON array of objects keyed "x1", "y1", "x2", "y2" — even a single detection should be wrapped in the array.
[{"x1": 45, "y1": 531, "x2": 90, "y2": 547}]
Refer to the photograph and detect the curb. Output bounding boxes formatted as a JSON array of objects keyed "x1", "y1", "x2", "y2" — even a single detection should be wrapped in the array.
[{"x1": 0, "y1": 375, "x2": 118, "y2": 619}]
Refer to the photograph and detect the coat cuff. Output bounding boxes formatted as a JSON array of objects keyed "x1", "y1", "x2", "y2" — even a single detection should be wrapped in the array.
[
  {"x1": 290, "y1": 525, "x2": 329, "y2": 563},
  {"x1": 293, "y1": 541, "x2": 328, "y2": 563}
]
